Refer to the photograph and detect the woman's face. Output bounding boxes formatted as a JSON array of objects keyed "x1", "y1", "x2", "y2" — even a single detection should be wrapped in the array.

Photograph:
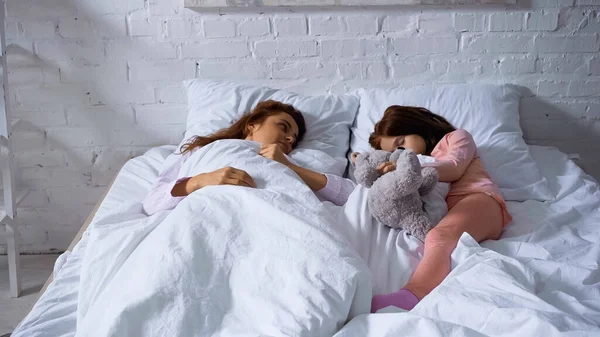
[
  {"x1": 246, "y1": 113, "x2": 300, "y2": 154},
  {"x1": 378, "y1": 134, "x2": 426, "y2": 155}
]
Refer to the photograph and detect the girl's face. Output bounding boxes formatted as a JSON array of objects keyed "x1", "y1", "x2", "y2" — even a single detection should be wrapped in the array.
[
  {"x1": 378, "y1": 134, "x2": 427, "y2": 155},
  {"x1": 246, "y1": 113, "x2": 299, "y2": 154}
]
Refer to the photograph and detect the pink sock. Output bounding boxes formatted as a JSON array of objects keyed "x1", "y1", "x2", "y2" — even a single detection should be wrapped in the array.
[{"x1": 371, "y1": 288, "x2": 420, "y2": 313}]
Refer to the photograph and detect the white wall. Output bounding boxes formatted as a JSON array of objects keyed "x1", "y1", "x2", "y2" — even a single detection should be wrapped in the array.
[{"x1": 0, "y1": 0, "x2": 598, "y2": 253}]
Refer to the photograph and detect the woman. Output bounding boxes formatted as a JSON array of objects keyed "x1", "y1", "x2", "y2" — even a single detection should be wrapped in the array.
[{"x1": 143, "y1": 100, "x2": 355, "y2": 215}]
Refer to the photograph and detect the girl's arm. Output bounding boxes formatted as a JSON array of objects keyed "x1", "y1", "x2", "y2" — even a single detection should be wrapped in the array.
[{"x1": 423, "y1": 129, "x2": 476, "y2": 183}]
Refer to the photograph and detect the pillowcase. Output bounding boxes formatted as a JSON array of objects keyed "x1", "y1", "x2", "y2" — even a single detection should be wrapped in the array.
[
  {"x1": 183, "y1": 79, "x2": 359, "y2": 176},
  {"x1": 418, "y1": 155, "x2": 450, "y2": 226},
  {"x1": 351, "y1": 84, "x2": 553, "y2": 201}
]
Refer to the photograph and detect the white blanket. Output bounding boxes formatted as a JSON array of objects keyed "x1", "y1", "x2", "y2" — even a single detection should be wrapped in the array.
[
  {"x1": 76, "y1": 139, "x2": 372, "y2": 337},
  {"x1": 71, "y1": 141, "x2": 600, "y2": 336}
]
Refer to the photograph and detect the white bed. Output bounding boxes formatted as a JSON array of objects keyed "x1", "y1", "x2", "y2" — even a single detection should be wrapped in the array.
[
  {"x1": 13, "y1": 81, "x2": 600, "y2": 336},
  {"x1": 12, "y1": 143, "x2": 600, "y2": 336}
]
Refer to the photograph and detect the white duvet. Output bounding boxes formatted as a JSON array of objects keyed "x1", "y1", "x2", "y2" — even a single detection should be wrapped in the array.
[
  {"x1": 12, "y1": 145, "x2": 600, "y2": 337},
  {"x1": 75, "y1": 139, "x2": 372, "y2": 337}
]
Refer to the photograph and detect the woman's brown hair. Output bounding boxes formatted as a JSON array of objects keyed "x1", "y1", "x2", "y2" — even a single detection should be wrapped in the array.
[
  {"x1": 180, "y1": 100, "x2": 306, "y2": 154},
  {"x1": 369, "y1": 106, "x2": 456, "y2": 155}
]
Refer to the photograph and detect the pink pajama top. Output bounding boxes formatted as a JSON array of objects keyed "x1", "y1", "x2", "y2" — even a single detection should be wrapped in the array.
[
  {"x1": 142, "y1": 151, "x2": 356, "y2": 215},
  {"x1": 422, "y1": 129, "x2": 512, "y2": 226}
]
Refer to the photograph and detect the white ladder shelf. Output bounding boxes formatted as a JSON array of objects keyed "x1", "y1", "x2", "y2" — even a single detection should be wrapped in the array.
[{"x1": 0, "y1": 0, "x2": 27, "y2": 298}]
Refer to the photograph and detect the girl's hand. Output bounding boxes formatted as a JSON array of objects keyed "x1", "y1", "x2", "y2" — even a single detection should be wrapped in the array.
[
  {"x1": 190, "y1": 167, "x2": 257, "y2": 190},
  {"x1": 377, "y1": 161, "x2": 397, "y2": 175},
  {"x1": 351, "y1": 152, "x2": 360, "y2": 165},
  {"x1": 260, "y1": 144, "x2": 292, "y2": 166}
]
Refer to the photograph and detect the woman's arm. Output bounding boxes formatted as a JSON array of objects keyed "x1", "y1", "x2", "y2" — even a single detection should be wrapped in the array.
[
  {"x1": 286, "y1": 163, "x2": 328, "y2": 190},
  {"x1": 142, "y1": 153, "x2": 191, "y2": 215},
  {"x1": 287, "y1": 164, "x2": 356, "y2": 205},
  {"x1": 260, "y1": 144, "x2": 356, "y2": 205},
  {"x1": 171, "y1": 177, "x2": 197, "y2": 196},
  {"x1": 423, "y1": 129, "x2": 476, "y2": 183},
  {"x1": 143, "y1": 152, "x2": 256, "y2": 215},
  {"x1": 316, "y1": 173, "x2": 356, "y2": 206}
]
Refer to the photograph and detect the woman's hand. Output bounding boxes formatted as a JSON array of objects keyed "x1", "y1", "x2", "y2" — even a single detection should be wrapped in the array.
[
  {"x1": 261, "y1": 143, "x2": 328, "y2": 191},
  {"x1": 377, "y1": 161, "x2": 397, "y2": 175},
  {"x1": 260, "y1": 144, "x2": 292, "y2": 166},
  {"x1": 190, "y1": 167, "x2": 257, "y2": 191}
]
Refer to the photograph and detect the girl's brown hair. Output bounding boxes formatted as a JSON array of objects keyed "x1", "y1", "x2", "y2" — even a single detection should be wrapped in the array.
[
  {"x1": 369, "y1": 105, "x2": 456, "y2": 155},
  {"x1": 180, "y1": 100, "x2": 306, "y2": 154}
]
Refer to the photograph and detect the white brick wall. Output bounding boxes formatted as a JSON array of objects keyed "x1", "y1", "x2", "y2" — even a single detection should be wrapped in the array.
[
  {"x1": 1, "y1": 0, "x2": 599, "y2": 253},
  {"x1": 489, "y1": 13, "x2": 523, "y2": 32},
  {"x1": 203, "y1": 19, "x2": 236, "y2": 38},
  {"x1": 273, "y1": 16, "x2": 307, "y2": 36}
]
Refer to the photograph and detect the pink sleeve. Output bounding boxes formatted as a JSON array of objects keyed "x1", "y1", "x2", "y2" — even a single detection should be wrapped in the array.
[
  {"x1": 316, "y1": 174, "x2": 356, "y2": 206},
  {"x1": 142, "y1": 152, "x2": 191, "y2": 215},
  {"x1": 422, "y1": 129, "x2": 476, "y2": 182}
]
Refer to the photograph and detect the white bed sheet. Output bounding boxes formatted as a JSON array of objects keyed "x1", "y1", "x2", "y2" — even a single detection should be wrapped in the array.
[
  {"x1": 12, "y1": 145, "x2": 600, "y2": 336},
  {"x1": 12, "y1": 146, "x2": 177, "y2": 337}
]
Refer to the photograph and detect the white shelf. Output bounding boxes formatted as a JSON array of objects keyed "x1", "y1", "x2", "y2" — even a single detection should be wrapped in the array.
[
  {"x1": 0, "y1": 0, "x2": 24, "y2": 298},
  {"x1": 0, "y1": 120, "x2": 17, "y2": 142},
  {"x1": 0, "y1": 190, "x2": 29, "y2": 216},
  {"x1": 0, "y1": 192, "x2": 23, "y2": 230},
  {"x1": 0, "y1": 119, "x2": 18, "y2": 141},
  {"x1": 0, "y1": 113, "x2": 5, "y2": 139}
]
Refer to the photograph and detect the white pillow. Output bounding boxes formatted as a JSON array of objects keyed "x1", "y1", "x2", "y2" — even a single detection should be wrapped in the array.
[
  {"x1": 418, "y1": 155, "x2": 450, "y2": 226},
  {"x1": 351, "y1": 84, "x2": 553, "y2": 201},
  {"x1": 183, "y1": 79, "x2": 359, "y2": 176}
]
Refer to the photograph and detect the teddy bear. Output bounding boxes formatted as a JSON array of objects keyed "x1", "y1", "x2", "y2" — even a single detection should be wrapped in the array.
[{"x1": 354, "y1": 148, "x2": 439, "y2": 241}]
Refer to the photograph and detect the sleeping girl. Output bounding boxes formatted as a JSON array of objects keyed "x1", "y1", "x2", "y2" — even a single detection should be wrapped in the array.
[{"x1": 364, "y1": 105, "x2": 512, "y2": 313}]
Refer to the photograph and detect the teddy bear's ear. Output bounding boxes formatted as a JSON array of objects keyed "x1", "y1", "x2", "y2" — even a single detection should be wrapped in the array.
[
  {"x1": 390, "y1": 148, "x2": 411, "y2": 162},
  {"x1": 353, "y1": 152, "x2": 374, "y2": 187},
  {"x1": 354, "y1": 152, "x2": 370, "y2": 166},
  {"x1": 372, "y1": 150, "x2": 392, "y2": 163}
]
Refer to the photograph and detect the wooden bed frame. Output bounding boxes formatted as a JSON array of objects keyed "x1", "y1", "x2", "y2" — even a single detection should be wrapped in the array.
[{"x1": 37, "y1": 174, "x2": 117, "y2": 299}]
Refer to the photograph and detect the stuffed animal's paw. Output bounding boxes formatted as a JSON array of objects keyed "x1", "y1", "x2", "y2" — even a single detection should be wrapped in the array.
[
  {"x1": 388, "y1": 149, "x2": 423, "y2": 195},
  {"x1": 410, "y1": 220, "x2": 435, "y2": 242}
]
